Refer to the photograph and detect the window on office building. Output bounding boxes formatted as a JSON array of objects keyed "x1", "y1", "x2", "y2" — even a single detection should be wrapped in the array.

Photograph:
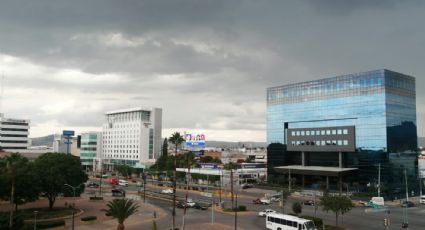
[
  {"x1": 343, "y1": 140, "x2": 348, "y2": 145},
  {"x1": 337, "y1": 129, "x2": 342, "y2": 135},
  {"x1": 343, "y1": 129, "x2": 348, "y2": 135},
  {"x1": 332, "y1": 130, "x2": 337, "y2": 135},
  {"x1": 301, "y1": 131, "x2": 305, "y2": 136},
  {"x1": 306, "y1": 131, "x2": 310, "y2": 136},
  {"x1": 326, "y1": 130, "x2": 331, "y2": 135}
]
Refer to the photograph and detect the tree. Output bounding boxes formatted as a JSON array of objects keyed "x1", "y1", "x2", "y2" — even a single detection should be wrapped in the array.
[
  {"x1": 0, "y1": 153, "x2": 34, "y2": 228},
  {"x1": 162, "y1": 138, "x2": 168, "y2": 157},
  {"x1": 292, "y1": 202, "x2": 302, "y2": 216},
  {"x1": 168, "y1": 132, "x2": 185, "y2": 230},
  {"x1": 105, "y1": 198, "x2": 139, "y2": 230},
  {"x1": 115, "y1": 164, "x2": 134, "y2": 177},
  {"x1": 319, "y1": 195, "x2": 354, "y2": 226},
  {"x1": 200, "y1": 156, "x2": 213, "y2": 163},
  {"x1": 33, "y1": 153, "x2": 88, "y2": 209}
]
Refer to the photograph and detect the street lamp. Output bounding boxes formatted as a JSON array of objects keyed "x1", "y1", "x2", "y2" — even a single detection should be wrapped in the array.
[
  {"x1": 33, "y1": 211, "x2": 38, "y2": 230},
  {"x1": 64, "y1": 183, "x2": 84, "y2": 230}
]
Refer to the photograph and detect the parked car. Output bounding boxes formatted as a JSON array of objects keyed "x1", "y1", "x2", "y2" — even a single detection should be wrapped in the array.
[
  {"x1": 161, "y1": 189, "x2": 174, "y2": 194},
  {"x1": 401, "y1": 201, "x2": 414, "y2": 208},
  {"x1": 118, "y1": 179, "x2": 129, "y2": 187},
  {"x1": 303, "y1": 200, "x2": 315, "y2": 206},
  {"x1": 112, "y1": 189, "x2": 126, "y2": 197},
  {"x1": 258, "y1": 209, "x2": 276, "y2": 217},
  {"x1": 86, "y1": 182, "x2": 99, "y2": 188},
  {"x1": 193, "y1": 203, "x2": 208, "y2": 210}
]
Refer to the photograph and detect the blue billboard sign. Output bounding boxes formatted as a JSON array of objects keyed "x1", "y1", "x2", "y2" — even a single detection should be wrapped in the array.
[{"x1": 63, "y1": 130, "x2": 75, "y2": 136}]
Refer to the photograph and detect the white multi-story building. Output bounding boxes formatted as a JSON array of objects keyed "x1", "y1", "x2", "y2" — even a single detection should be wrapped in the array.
[
  {"x1": 102, "y1": 107, "x2": 162, "y2": 169},
  {"x1": 0, "y1": 113, "x2": 30, "y2": 152}
]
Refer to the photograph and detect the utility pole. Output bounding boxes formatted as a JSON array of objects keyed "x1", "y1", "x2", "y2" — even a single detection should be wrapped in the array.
[
  {"x1": 234, "y1": 193, "x2": 238, "y2": 230},
  {"x1": 378, "y1": 163, "x2": 381, "y2": 197},
  {"x1": 405, "y1": 168, "x2": 409, "y2": 202},
  {"x1": 288, "y1": 168, "x2": 291, "y2": 193},
  {"x1": 231, "y1": 169, "x2": 234, "y2": 208}
]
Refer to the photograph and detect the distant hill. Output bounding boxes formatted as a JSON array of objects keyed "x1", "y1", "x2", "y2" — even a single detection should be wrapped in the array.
[
  {"x1": 204, "y1": 141, "x2": 266, "y2": 149},
  {"x1": 419, "y1": 137, "x2": 425, "y2": 147},
  {"x1": 30, "y1": 135, "x2": 54, "y2": 147}
]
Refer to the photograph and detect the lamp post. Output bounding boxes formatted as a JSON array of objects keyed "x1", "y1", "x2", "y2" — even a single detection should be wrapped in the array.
[
  {"x1": 33, "y1": 211, "x2": 38, "y2": 230},
  {"x1": 64, "y1": 183, "x2": 84, "y2": 230}
]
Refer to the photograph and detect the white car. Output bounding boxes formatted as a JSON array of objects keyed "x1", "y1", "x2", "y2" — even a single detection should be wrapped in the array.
[
  {"x1": 260, "y1": 198, "x2": 271, "y2": 205},
  {"x1": 186, "y1": 198, "x2": 196, "y2": 207},
  {"x1": 420, "y1": 195, "x2": 425, "y2": 205},
  {"x1": 161, "y1": 189, "x2": 174, "y2": 194},
  {"x1": 118, "y1": 180, "x2": 128, "y2": 186},
  {"x1": 258, "y1": 209, "x2": 276, "y2": 217}
]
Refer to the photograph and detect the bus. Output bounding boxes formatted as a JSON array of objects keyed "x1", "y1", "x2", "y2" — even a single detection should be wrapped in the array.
[{"x1": 266, "y1": 213, "x2": 316, "y2": 230}]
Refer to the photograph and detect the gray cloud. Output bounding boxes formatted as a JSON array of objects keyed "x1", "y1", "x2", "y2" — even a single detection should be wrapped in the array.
[{"x1": 0, "y1": 0, "x2": 424, "y2": 140}]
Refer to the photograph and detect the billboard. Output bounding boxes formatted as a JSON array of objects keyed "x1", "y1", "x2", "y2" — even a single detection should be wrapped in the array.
[
  {"x1": 63, "y1": 130, "x2": 75, "y2": 136},
  {"x1": 419, "y1": 155, "x2": 425, "y2": 179},
  {"x1": 185, "y1": 133, "x2": 206, "y2": 147}
]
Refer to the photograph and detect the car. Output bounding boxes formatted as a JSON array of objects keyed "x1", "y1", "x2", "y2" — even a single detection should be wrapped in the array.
[
  {"x1": 86, "y1": 182, "x2": 99, "y2": 188},
  {"x1": 118, "y1": 179, "x2": 129, "y2": 187},
  {"x1": 401, "y1": 201, "x2": 414, "y2": 208},
  {"x1": 186, "y1": 198, "x2": 196, "y2": 207},
  {"x1": 260, "y1": 198, "x2": 271, "y2": 205},
  {"x1": 136, "y1": 181, "x2": 143, "y2": 187},
  {"x1": 303, "y1": 200, "x2": 315, "y2": 206},
  {"x1": 161, "y1": 189, "x2": 174, "y2": 194},
  {"x1": 420, "y1": 195, "x2": 425, "y2": 205},
  {"x1": 112, "y1": 189, "x2": 126, "y2": 197},
  {"x1": 253, "y1": 198, "x2": 270, "y2": 205},
  {"x1": 242, "y1": 183, "x2": 254, "y2": 189},
  {"x1": 258, "y1": 209, "x2": 276, "y2": 217},
  {"x1": 177, "y1": 202, "x2": 187, "y2": 209},
  {"x1": 193, "y1": 203, "x2": 208, "y2": 210},
  {"x1": 108, "y1": 177, "x2": 118, "y2": 185}
]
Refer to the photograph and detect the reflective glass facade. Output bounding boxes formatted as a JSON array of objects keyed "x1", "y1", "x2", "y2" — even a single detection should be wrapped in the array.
[
  {"x1": 267, "y1": 69, "x2": 418, "y2": 196},
  {"x1": 267, "y1": 69, "x2": 417, "y2": 152}
]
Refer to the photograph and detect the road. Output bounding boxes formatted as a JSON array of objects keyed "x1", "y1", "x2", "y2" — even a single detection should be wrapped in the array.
[{"x1": 88, "y1": 179, "x2": 425, "y2": 229}]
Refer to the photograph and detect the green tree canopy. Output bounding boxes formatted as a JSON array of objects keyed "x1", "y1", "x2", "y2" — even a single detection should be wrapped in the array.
[
  {"x1": 162, "y1": 138, "x2": 168, "y2": 157},
  {"x1": 115, "y1": 164, "x2": 134, "y2": 177},
  {"x1": 319, "y1": 195, "x2": 354, "y2": 226},
  {"x1": 33, "y1": 153, "x2": 88, "y2": 209},
  {"x1": 105, "y1": 198, "x2": 139, "y2": 230}
]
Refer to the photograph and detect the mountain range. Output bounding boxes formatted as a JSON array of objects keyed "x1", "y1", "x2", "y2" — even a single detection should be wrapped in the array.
[{"x1": 30, "y1": 135, "x2": 425, "y2": 149}]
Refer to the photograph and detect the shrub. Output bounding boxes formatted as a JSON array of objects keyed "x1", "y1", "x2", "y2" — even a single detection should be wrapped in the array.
[
  {"x1": 0, "y1": 213, "x2": 24, "y2": 230},
  {"x1": 81, "y1": 216, "x2": 97, "y2": 221},
  {"x1": 238, "y1": 205, "x2": 247, "y2": 211},
  {"x1": 301, "y1": 215, "x2": 323, "y2": 229},
  {"x1": 36, "y1": 220, "x2": 66, "y2": 229}
]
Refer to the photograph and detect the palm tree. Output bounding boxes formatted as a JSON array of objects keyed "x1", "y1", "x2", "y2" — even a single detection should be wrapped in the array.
[
  {"x1": 105, "y1": 198, "x2": 139, "y2": 230},
  {"x1": 168, "y1": 132, "x2": 185, "y2": 230}
]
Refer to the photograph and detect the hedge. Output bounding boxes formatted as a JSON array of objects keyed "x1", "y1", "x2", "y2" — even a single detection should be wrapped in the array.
[
  {"x1": 89, "y1": 196, "x2": 104, "y2": 200},
  {"x1": 223, "y1": 206, "x2": 247, "y2": 212},
  {"x1": 36, "y1": 220, "x2": 66, "y2": 229},
  {"x1": 0, "y1": 213, "x2": 24, "y2": 230},
  {"x1": 81, "y1": 216, "x2": 97, "y2": 221}
]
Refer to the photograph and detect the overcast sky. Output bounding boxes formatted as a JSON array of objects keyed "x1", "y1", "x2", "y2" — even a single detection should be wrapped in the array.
[{"x1": 0, "y1": 0, "x2": 424, "y2": 142}]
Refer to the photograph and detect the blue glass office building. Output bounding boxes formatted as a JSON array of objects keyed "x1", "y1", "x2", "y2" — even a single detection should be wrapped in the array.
[{"x1": 267, "y1": 69, "x2": 418, "y2": 196}]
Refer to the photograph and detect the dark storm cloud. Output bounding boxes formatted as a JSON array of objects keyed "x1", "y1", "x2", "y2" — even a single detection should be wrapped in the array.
[{"x1": 0, "y1": 0, "x2": 424, "y2": 139}]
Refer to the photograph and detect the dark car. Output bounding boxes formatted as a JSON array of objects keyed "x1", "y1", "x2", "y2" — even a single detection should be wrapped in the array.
[
  {"x1": 303, "y1": 200, "x2": 315, "y2": 206},
  {"x1": 193, "y1": 203, "x2": 208, "y2": 210},
  {"x1": 177, "y1": 202, "x2": 187, "y2": 209},
  {"x1": 242, "y1": 184, "x2": 254, "y2": 189},
  {"x1": 112, "y1": 189, "x2": 126, "y2": 197},
  {"x1": 87, "y1": 182, "x2": 99, "y2": 188},
  {"x1": 401, "y1": 201, "x2": 414, "y2": 208}
]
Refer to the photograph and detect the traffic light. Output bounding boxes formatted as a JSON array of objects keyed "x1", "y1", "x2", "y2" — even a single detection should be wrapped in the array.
[
  {"x1": 402, "y1": 222, "x2": 408, "y2": 228},
  {"x1": 383, "y1": 218, "x2": 388, "y2": 227}
]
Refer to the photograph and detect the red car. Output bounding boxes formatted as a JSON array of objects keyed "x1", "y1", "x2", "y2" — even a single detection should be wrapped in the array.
[{"x1": 108, "y1": 177, "x2": 118, "y2": 185}]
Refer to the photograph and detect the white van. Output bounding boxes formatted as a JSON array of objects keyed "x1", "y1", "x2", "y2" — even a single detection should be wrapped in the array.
[
  {"x1": 368, "y1": 197, "x2": 385, "y2": 207},
  {"x1": 420, "y1": 195, "x2": 425, "y2": 205}
]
